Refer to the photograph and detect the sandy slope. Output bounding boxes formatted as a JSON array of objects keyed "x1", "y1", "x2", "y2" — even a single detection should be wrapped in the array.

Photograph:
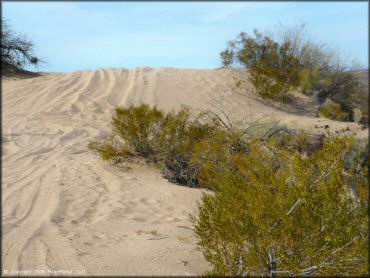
[{"x1": 1, "y1": 67, "x2": 367, "y2": 276}]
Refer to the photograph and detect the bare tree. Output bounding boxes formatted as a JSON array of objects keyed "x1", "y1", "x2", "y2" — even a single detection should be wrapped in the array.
[{"x1": 1, "y1": 19, "x2": 42, "y2": 70}]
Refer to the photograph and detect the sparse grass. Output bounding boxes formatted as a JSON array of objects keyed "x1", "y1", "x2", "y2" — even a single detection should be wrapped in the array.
[{"x1": 178, "y1": 236, "x2": 193, "y2": 245}]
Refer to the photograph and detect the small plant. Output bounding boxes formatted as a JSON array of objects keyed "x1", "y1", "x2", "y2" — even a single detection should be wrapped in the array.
[
  {"x1": 235, "y1": 79, "x2": 242, "y2": 88},
  {"x1": 318, "y1": 98, "x2": 350, "y2": 121}
]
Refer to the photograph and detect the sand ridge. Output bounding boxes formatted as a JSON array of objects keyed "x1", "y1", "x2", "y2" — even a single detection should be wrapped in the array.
[{"x1": 2, "y1": 67, "x2": 366, "y2": 276}]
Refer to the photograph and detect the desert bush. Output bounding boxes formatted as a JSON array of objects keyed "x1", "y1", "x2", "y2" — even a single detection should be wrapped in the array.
[
  {"x1": 157, "y1": 108, "x2": 218, "y2": 186},
  {"x1": 89, "y1": 104, "x2": 228, "y2": 187},
  {"x1": 221, "y1": 29, "x2": 301, "y2": 102},
  {"x1": 89, "y1": 104, "x2": 167, "y2": 163},
  {"x1": 111, "y1": 104, "x2": 166, "y2": 158},
  {"x1": 278, "y1": 23, "x2": 365, "y2": 122},
  {"x1": 221, "y1": 23, "x2": 364, "y2": 117},
  {"x1": 89, "y1": 104, "x2": 277, "y2": 188},
  {"x1": 278, "y1": 23, "x2": 361, "y2": 95},
  {"x1": 317, "y1": 98, "x2": 350, "y2": 121},
  {"x1": 316, "y1": 70, "x2": 361, "y2": 113},
  {"x1": 153, "y1": 108, "x2": 258, "y2": 187},
  {"x1": 192, "y1": 135, "x2": 368, "y2": 276},
  {"x1": 190, "y1": 129, "x2": 246, "y2": 189},
  {"x1": 298, "y1": 67, "x2": 320, "y2": 94}
]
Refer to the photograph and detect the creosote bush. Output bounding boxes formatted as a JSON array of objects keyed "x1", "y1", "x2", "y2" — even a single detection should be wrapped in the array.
[
  {"x1": 89, "y1": 104, "x2": 228, "y2": 187},
  {"x1": 112, "y1": 104, "x2": 166, "y2": 158},
  {"x1": 221, "y1": 29, "x2": 300, "y2": 102},
  {"x1": 155, "y1": 108, "x2": 218, "y2": 186},
  {"x1": 192, "y1": 135, "x2": 368, "y2": 276}
]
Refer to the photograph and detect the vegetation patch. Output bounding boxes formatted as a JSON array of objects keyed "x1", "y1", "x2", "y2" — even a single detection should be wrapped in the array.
[
  {"x1": 191, "y1": 135, "x2": 368, "y2": 276},
  {"x1": 220, "y1": 23, "x2": 366, "y2": 123},
  {"x1": 89, "y1": 104, "x2": 226, "y2": 187},
  {"x1": 90, "y1": 104, "x2": 368, "y2": 276},
  {"x1": 317, "y1": 98, "x2": 350, "y2": 121}
]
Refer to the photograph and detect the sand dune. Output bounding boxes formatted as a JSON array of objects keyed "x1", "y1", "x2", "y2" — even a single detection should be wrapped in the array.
[{"x1": 2, "y1": 67, "x2": 366, "y2": 276}]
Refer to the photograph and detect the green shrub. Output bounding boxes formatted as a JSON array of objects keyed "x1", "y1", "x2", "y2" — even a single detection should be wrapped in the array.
[
  {"x1": 111, "y1": 104, "x2": 166, "y2": 158},
  {"x1": 157, "y1": 109, "x2": 247, "y2": 187},
  {"x1": 221, "y1": 23, "x2": 364, "y2": 116},
  {"x1": 192, "y1": 136, "x2": 368, "y2": 276},
  {"x1": 318, "y1": 98, "x2": 350, "y2": 121},
  {"x1": 221, "y1": 29, "x2": 301, "y2": 102},
  {"x1": 157, "y1": 108, "x2": 217, "y2": 186},
  {"x1": 190, "y1": 129, "x2": 245, "y2": 189},
  {"x1": 89, "y1": 104, "x2": 326, "y2": 189},
  {"x1": 89, "y1": 104, "x2": 226, "y2": 187}
]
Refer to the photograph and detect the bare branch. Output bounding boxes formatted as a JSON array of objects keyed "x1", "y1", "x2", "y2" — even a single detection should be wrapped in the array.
[
  {"x1": 286, "y1": 198, "x2": 303, "y2": 216},
  {"x1": 330, "y1": 236, "x2": 359, "y2": 257},
  {"x1": 270, "y1": 155, "x2": 343, "y2": 235},
  {"x1": 1, "y1": 19, "x2": 43, "y2": 70},
  {"x1": 301, "y1": 265, "x2": 318, "y2": 276}
]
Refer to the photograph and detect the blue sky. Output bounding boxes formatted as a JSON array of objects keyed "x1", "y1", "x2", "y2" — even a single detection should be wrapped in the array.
[{"x1": 3, "y1": 1, "x2": 369, "y2": 72}]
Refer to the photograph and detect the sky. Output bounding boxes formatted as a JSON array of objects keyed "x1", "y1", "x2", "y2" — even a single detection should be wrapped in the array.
[{"x1": 3, "y1": 1, "x2": 369, "y2": 72}]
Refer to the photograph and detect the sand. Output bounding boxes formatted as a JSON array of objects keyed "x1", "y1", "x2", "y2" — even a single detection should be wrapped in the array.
[{"x1": 2, "y1": 67, "x2": 367, "y2": 276}]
